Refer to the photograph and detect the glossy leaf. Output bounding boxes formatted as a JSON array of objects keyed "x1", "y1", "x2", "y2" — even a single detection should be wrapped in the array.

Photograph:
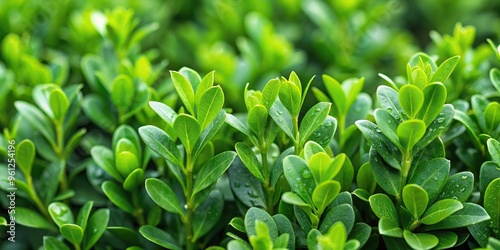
[
  {"x1": 235, "y1": 142, "x2": 265, "y2": 182},
  {"x1": 414, "y1": 104, "x2": 454, "y2": 153},
  {"x1": 369, "y1": 193, "x2": 399, "y2": 223},
  {"x1": 374, "y1": 108, "x2": 400, "y2": 148},
  {"x1": 399, "y1": 85, "x2": 424, "y2": 118},
  {"x1": 193, "y1": 151, "x2": 237, "y2": 195},
  {"x1": 145, "y1": 178, "x2": 184, "y2": 217},
  {"x1": 248, "y1": 104, "x2": 268, "y2": 136},
  {"x1": 299, "y1": 102, "x2": 331, "y2": 145},
  {"x1": 430, "y1": 55, "x2": 460, "y2": 83},
  {"x1": 279, "y1": 80, "x2": 302, "y2": 117},
  {"x1": 48, "y1": 202, "x2": 74, "y2": 227},
  {"x1": 403, "y1": 184, "x2": 428, "y2": 218},
  {"x1": 307, "y1": 115, "x2": 337, "y2": 147},
  {"x1": 149, "y1": 101, "x2": 178, "y2": 125},
  {"x1": 195, "y1": 71, "x2": 215, "y2": 107},
  {"x1": 356, "y1": 120, "x2": 401, "y2": 170},
  {"x1": 82, "y1": 94, "x2": 117, "y2": 132},
  {"x1": 417, "y1": 83, "x2": 447, "y2": 125},
  {"x1": 323, "y1": 74, "x2": 346, "y2": 117},
  {"x1": 319, "y1": 204, "x2": 355, "y2": 235},
  {"x1": 76, "y1": 201, "x2": 93, "y2": 231},
  {"x1": 308, "y1": 152, "x2": 333, "y2": 183},
  {"x1": 101, "y1": 181, "x2": 134, "y2": 214},
  {"x1": 377, "y1": 86, "x2": 405, "y2": 122},
  {"x1": 16, "y1": 207, "x2": 56, "y2": 230},
  {"x1": 83, "y1": 209, "x2": 109, "y2": 250},
  {"x1": 408, "y1": 158, "x2": 450, "y2": 203},
  {"x1": 245, "y1": 207, "x2": 278, "y2": 241},
  {"x1": 261, "y1": 78, "x2": 281, "y2": 109},
  {"x1": 270, "y1": 99, "x2": 295, "y2": 139},
  {"x1": 484, "y1": 178, "x2": 500, "y2": 229},
  {"x1": 485, "y1": 102, "x2": 500, "y2": 134},
  {"x1": 194, "y1": 110, "x2": 226, "y2": 158},
  {"x1": 171, "y1": 70, "x2": 195, "y2": 114},
  {"x1": 437, "y1": 171, "x2": 473, "y2": 202},
  {"x1": 370, "y1": 148, "x2": 401, "y2": 196},
  {"x1": 273, "y1": 214, "x2": 295, "y2": 249},
  {"x1": 403, "y1": 230, "x2": 438, "y2": 250},
  {"x1": 44, "y1": 236, "x2": 71, "y2": 250},
  {"x1": 357, "y1": 162, "x2": 376, "y2": 195},
  {"x1": 198, "y1": 86, "x2": 224, "y2": 129},
  {"x1": 139, "y1": 125, "x2": 182, "y2": 166},
  {"x1": 397, "y1": 119, "x2": 426, "y2": 153},
  {"x1": 111, "y1": 74, "x2": 134, "y2": 112},
  {"x1": 283, "y1": 155, "x2": 316, "y2": 205},
  {"x1": 379, "y1": 217, "x2": 403, "y2": 238},
  {"x1": 174, "y1": 114, "x2": 201, "y2": 153},
  {"x1": 420, "y1": 199, "x2": 463, "y2": 225},
  {"x1": 91, "y1": 146, "x2": 123, "y2": 182},
  {"x1": 193, "y1": 190, "x2": 223, "y2": 240},
  {"x1": 433, "y1": 231, "x2": 458, "y2": 249},
  {"x1": 491, "y1": 67, "x2": 500, "y2": 92},
  {"x1": 60, "y1": 224, "x2": 84, "y2": 246},
  {"x1": 139, "y1": 225, "x2": 182, "y2": 250},
  {"x1": 424, "y1": 203, "x2": 490, "y2": 230},
  {"x1": 123, "y1": 168, "x2": 144, "y2": 191},
  {"x1": 312, "y1": 180, "x2": 341, "y2": 213},
  {"x1": 488, "y1": 138, "x2": 500, "y2": 164},
  {"x1": 16, "y1": 139, "x2": 35, "y2": 177},
  {"x1": 15, "y1": 101, "x2": 56, "y2": 144}
]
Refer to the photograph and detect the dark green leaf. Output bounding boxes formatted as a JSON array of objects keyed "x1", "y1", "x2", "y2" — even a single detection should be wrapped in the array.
[
  {"x1": 76, "y1": 201, "x2": 93, "y2": 231},
  {"x1": 485, "y1": 102, "x2": 500, "y2": 134},
  {"x1": 44, "y1": 236, "x2": 71, "y2": 250},
  {"x1": 91, "y1": 146, "x2": 123, "y2": 182},
  {"x1": 421, "y1": 199, "x2": 463, "y2": 225},
  {"x1": 488, "y1": 138, "x2": 500, "y2": 164},
  {"x1": 480, "y1": 162, "x2": 500, "y2": 194},
  {"x1": 102, "y1": 181, "x2": 134, "y2": 214},
  {"x1": 194, "y1": 110, "x2": 226, "y2": 159},
  {"x1": 319, "y1": 204, "x2": 355, "y2": 234},
  {"x1": 245, "y1": 207, "x2": 278, "y2": 241},
  {"x1": 15, "y1": 101, "x2": 56, "y2": 144},
  {"x1": 16, "y1": 139, "x2": 35, "y2": 178},
  {"x1": 39, "y1": 161, "x2": 64, "y2": 204},
  {"x1": 111, "y1": 74, "x2": 134, "y2": 113},
  {"x1": 270, "y1": 99, "x2": 295, "y2": 139},
  {"x1": 140, "y1": 225, "x2": 182, "y2": 250},
  {"x1": 408, "y1": 158, "x2": 450, "y2": 203},
  {"x1": 379, "y1": 217, "x2": 403, "y2": 238},
  {"x1": 377, "y1": 86, "x2": 405, "y2": 123},
  {"x1": 484, "y1": 178, "x2": 500, "y2": 229},
  {"x1": 145, "y1": 178, "x2": 184, "y2": 217},
  {"x1": 356, "y1": 120, "x2": 402, "y2": 170},
  {"x1": 307, "y1": 115, "x2": 337, "y2": 148},
  {"x1": 193, "y1": 151, "x2": 237, "y2": 195},
  {"x1": 369, "y1": 193, "x2": 399, "y2": 223},
  {"x1": 402, "y1": 184, "x2": 428, "y2": 218},
  {"x1": 437, "y1": 171, "x2": 473, "y2": 202},
  {"x1": 433, "y1": 231, "x2": 458, "y2": 249},
  {"x1": 193, "y1": 190, "x2": 223, "y2": 240},
  {"x1": 149, "y1": 101, "x2": 178, "y2": 125},
  {"x1": 374, "y1": 109, "x2": 400, "y2": 148},
  {"x1": 273, "y1": 214, "x2": 295, "y2": 250},
  {"x1": 235, "y1": 142, "x2": 264, "y2": 182},
  {"x1": 424, "y1": 203, "x2": 490, "y2": 231},
  {"x1": 48, "y1": 202, "x2": 74, "y2": 227},
  {"x1": 82, "y1": 94, "x2": 117, "y2": 132},
  {"x1": 357, "y1": 162, "x2": 376, "y2": 194},
  {"x1": 123, "y1": 168, "x2": 144, "y2": 191},
  {"x1": 349, "y1": 223, "x2": 371, "y2": 248},
  {"x1": 283, "y1": 155, "x2": 316, "y2": 205},
  {"x1": 414, "y1": 104, "x2": 454, "y2": 153},
  {"x1": 228, "y1": 158, "x2": 266, "y2": 208},
  {"x1": 490, "y1": 68, "x2": 500, "y2": 93},
  {"x1": 323, "y1": 74, "x2": 346, "y2": 117},
  {"x1": 369, "y1": 148, "x2": 401, "y2": 196}
]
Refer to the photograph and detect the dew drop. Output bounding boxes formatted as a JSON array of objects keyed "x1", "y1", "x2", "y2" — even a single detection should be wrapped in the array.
[
  {"x1": 438, "y1": 126, "x2": 445, "y2": 130},
  {"x1": 247, "y1": 191, "x2": 259, "y2": 198},
  {"x1": 244, "y1": 183, "x2": 251, "y2": 187},
  {"x1": 439, "y1": 112, "x2": 444, "y2": 116},
  {"x1": 433, "y1": 177, "x2": 438, "y2": 181},
  {"x1": 461, "y1": 175, "x2": 468, "y2": 180},
  {"x1": 376, "y1": 129, "x2": 382, "y2": 133},
  {"x1": 301, "y1": 169, "x2": 312, "y2": 179},
  {"x1": 278, "y1": 111, "x2": 284, "y2": 115},
  {"x1": 325, "y1": 122, "x2": 333, "y2": 127},
  {"x1": 452, "y1": 196, "x2": 458, "y2": 200},
  {"x1": 387, "y1": 108, "x2": 393, "y2": 113},
  {"x1": 459, "y1": 188, "x2": 466, "y2": 193},
  {"x1": 234, "y1": 182, "x2": 241, "y2": 188},
  {"x1": 388, "y1": 120, "x2": 392, "y2": 124},
  {"x1": 437, "y1": 117, "x2": 445, "y2": 123},
  {"x1": 315, "y1": 108, "x2": 321, "y2": 112},
  {"x1": 184, "y1": 204, "x2": 188, "y2": 209}
]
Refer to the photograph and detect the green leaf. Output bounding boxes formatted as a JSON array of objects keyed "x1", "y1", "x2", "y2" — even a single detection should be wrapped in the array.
[
  {"x1": 472, "y1": 94, "x2": 489, "y2": 132},
  {"x1": 485, "y1": 102, "x2": 500, "y2": 134},
  {"x1": 323, "y1": 74, "x2": 346, "y2": 117},
  {"x1": 48, "y1": 202, "x2": 74, "y2": 227},
  {"x1": 145, "y1": 178, "x2": 184, "y2": 217},
  {"x1": 195, "y1": 71, "x2": 215, "y2": 107},
  {"x1": 379, "y1": 217, "x2": 403, "y2": 238},
  {"x1": 193, "y1": 151, "x2": 237, "y2": 195},
  {"x1": 82, "y1": 94, "x2": 117, "y2": 132},
  {"x1": 312, "y1": 180, "x2": 341, "y2": 213},
  {"x1": 480, "y1": 162, "x2": 500, "y2": 194},
  {"x1": 299, "y1": 102, "x2": 331, "y2": 145},
  {"x1": 229, "y1": 217, "x2": 246, "y2": 233},
  {"x1": 139, "y1": 225, "x2": 182, "y2": 250},
  {"x1": 282, "y1": 192, "x2": 310, "y2": 207},
  {"x1": 408, "y1": 158, "x2": 450, "y2": 203},
  {"x1": 76, "y1": 201, "x2": 93, "y2": 231},
  {"x1": 403, "y1": 230, "x2": 439, "y2": 250},
  {"x1": 484, "y1": 178, "x2": 500, "y2": 229},
  {"x1": 399, "y1": 85, "x2": 424, "y2": 118},
  {"x1": 424, "y1": 203, "x2": 490, "y2": 231},
  {"x1": 14, "y1": 101, "x2": 56, "y2": 144},
  {"x1": 270, "y1": 99, "x2": 295, "y2": 139},
  {"x1": 91, "y1": 146, "x2": 123, "y2": 182},
  {"x1": 370, "y1": 148, "x2": 401, "y2": 196},
  {"x1": 430, "y1": 55, "x2": 460, "y2": 83},
  {"x1": 369, "y1": 193, "x2": 399, "y2": 223},
  {"x1": 488, "y1": 138, "x2": 500, "y2": 164},
  {"x1": 283, "y1": 155, "x2": 316, "y2": 205},
  {"x1": 414, "y1": 104, "x2": 454, "y2": 153},
  {"x1": 453, "y1": 109, "x2": 481, "y2": 148},
  {"x1": 279, "y1": 80, "x2": 302, "y2": 117},
  {"x1": 357, "y1": 163, "x2": 376, "y2": 195},
  {"x1": 397, "y1": 119, "x2": 426, "y2": 153},
  {"x1": 308, "y1": 152, "x2": 332, "y2": 183},
  {"x1": 235, "y1": 142, "x2": 265, "y2": 182},
  {"x1": 60, "y1": 224, "x2": 84, "y2": 246},
  {"x1": 174, "y1": 114, "x2": 201, "y2": 153},
  {"x1": 44, "y1": 236, "x2": 71, "y2": 250},
  {"x1": 139, "y1": 125, "x2": 182, "y2": 166},
  {"x1": 490, "y1": 68, "x2": 500, "y2": 93},
  {"x1": 417, "y1": 83, "x2": 447, "y2": 125},
  {"x1": 225, "y1": 113, "x2": 252, "y2": 137},
  {"x1": 16, "y1": 207, "x2": 56, "y2": 230},
  {"x1": 433, "y1": 231, "x2": 458, "y2": 249},
  {"x1": 356, "y1": 120, "x2": 402, "y2": 170},
  {"x1": 49, "y1": 88, "x2": 70, "y2": 120},
  {"x1": 228, "y1": 159, "x2": 266, "y2": 208},
  {"x1": 421, "y1": 199, "x2": 463, "y2": 225},
  {"x1": 64, "y1": 128, "x2": 87, "y2": 159},
  {"x1": 273, "y1": 214, "x2": 295, "y2": 250},
  {"x1": 149, "y1": 101, "x2": 178, "y2": 125},
  {"x1": 193, "y1": 190, "x2": 223, "y2": 240},
  {"x1": 437, "y1": 171, "x2": 474, "y2": 202},
  {"x1": 111, "y1": 74, "x2": 134, "y2": 113},
  {"x1": 101, "y1": 181, "x2": 134, "y2": 214},
  {"x1": 245, "y1": 207, "x2": 278, "y2": 241},
  {"x1": 319, "y1": 204, "x2": 355, "y2": 235},
  {"x1": 377, "y1": 86, "x2": 405, "y2": 122},
  {"x1": 123, "y1": 168, "x2": 144, "y2": 191},
  {"x1": 116, "y1": 151, "x2": 139, "y2": 178},
  {"x1": 262, "y1": 78, "x2": 281, "y2": 109},
  {"x1": 374, "y1": 109, "x2": 401, "y2": 149},
  {"x1": 198, "y1": 86, "x2": 224, "y2": 129},
  {"x1": 16, "y1": 139, "x2": 35, "y2": 178},
  {"x1": 170, "y1": 70, "x2": 195, "y2": 114},
  {"x1": 411, "y1": 68, "x2": 427, "y2": 89},
  {"x1": 307, "y1": 116, "x2": 337, "y2": 148},
  {"x1": 402, "y1": 184, "x2": 429, "y2": 219},
  {"x1": 248, "y1": 104, "x2": 268, "y2": 136},
  {"x1": 39, "y1": 161, "x2": 64, "y2": 204}
]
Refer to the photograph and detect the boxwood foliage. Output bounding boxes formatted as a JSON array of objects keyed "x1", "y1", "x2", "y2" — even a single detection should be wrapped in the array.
[{"x1": 1, "y1": 1, "x2": 500, "y2": 250}]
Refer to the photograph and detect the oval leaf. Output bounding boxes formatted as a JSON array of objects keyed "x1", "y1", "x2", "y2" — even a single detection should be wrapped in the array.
[
  {"x1": 193, "y1": 151, "x2": 237, "y2": 195},
  {"x1": 145, "y1": 178, "x2": 184, "y2": 217},
  {"x1": 399, "y1": 85, "x2": 424, "y2": 118},
  {"x1": 174, "y1": 114, "x2": 201, "y2": 153},
  {"x1": 397, "y1": 119, "x2": 426, "y2": 153},
  {"x1": 198, "y1": 86, "x2": 224, "y2": 129},
  {"x1": 420, "y1": 199, "x2": 463, "y2": 225}
]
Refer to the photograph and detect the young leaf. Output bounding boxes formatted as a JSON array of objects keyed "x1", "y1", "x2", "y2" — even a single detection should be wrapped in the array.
[
  {"x1": 299, "y1": 102, "x2": 331, "y2": 145},
  {"x1": 319, "y1": 203, "x2": 355, "y2": 235},
  {"x1": 283, "y1": 155, "x2": 316, "y2": 205},
  {"x1": 318, "y1": 221, "x2": 347, "y2": 249},
  {"x1": 403, "y1": 230, "x2": 439, "y2": 250},
  {"x1": 192, "y1": 151, "x2": 237, "y2": 195},
  {"x1": 379, "y1": 217, "x2": 403, "y2": 238},
  {"x1": 323, "y1": 74, "x2": 346, "y2": 117},
  {"x1": 279, "y1": 80, "x2": 302, "y2": 117},
  {"x1": 261, "y1": 78, "x2": 281, "y2": 109},
  {"x1": 76, "y1": 201, "x2": 93, "y2": 231},
  {"x1": 397, "y1": 119, "x2": 426, "y2": 153},
  {"x1": 110, "y1": 74, "x2": 134, "y2": 113},
  {"x1": 399, "y1": 85, "x2": 424, "y2": 118},
  {"x1": 101, "y1": 181, "x2": 134, "y2": 214},
  {"x1": 312, "y1": 180, "x2": 341, "y2": 213},
  {"x1": 198, "y1": 86, "x2": 224, "y2": 129},
  {"x1": 48, "y1": 202, "x2": 74, "y2": 227},
  {"x1": 82, "y1": 94, "x2": 117, "y2": 132},
  {"x1": 91, "y1": 146, "x2": 123, "y2": 182},
  {"x1": 417, "y1": 83, "x2": 447, "y2": 125},
  {"x1": 402, "y1": 184, "x2": 429, "y2": 218},
  {"x1": 139, "y1": 125, "x2": 182, "y2": 166},
  {"x1": 377, "y1": 86, "x2": 405, "y2": 122},
  {"x1": 194, "y1": 110, "x2": 226, "y2": 158},
  {"x1": 16, "y1": 139, "x2": 35, "y2": 178},
  {"x1": 420, "y1": 199, "x2": 463, "y2": 225},
  {"x1": 60, "y1": 224, "x2": 84, "y2": 246},
  {"x1": 49, "y1": 88, "x2": 70, "y2": 120},
  {"x1": 235, "y1": 142, "x2": 265, "y2": 183},
  {"x1": 171, "y1": 70, "x2": 195, "y2": 114},
  {"x1": 195, "y1": 71, "x2": 215, "y2": 107},
  {"x1": 430, "y1": 55, "x2": 460, "y2": 83},
  {"x1": 123, "y1": 168, "x2": 144, "y2": 191},
  {"x1": 139, "y1": 225, "x2": 182, "y2": 250},
  {"x1": 273, "y1": 214, "x2": 295, "y2": 250},
  {"x1": 414, "y1": 104, "x2": 454, "y2": 153},
  {"x1": 308, "y1": 152, "x2": 332, "y2": 183},
  {"x1": 173, "y1": 114, "x2": 201, "y2": 153},
  {"x1": 116, "y1": 151, "x2": 139, "y2": 178},
  {"x1": 374, "y1": 108, "x2": 400, "y2": 148},
  {"x1": 248, "y1": 104, "x2": 268, "y2": 136},
  {"x1": 484, "y1": 102, "x2": 500, "y2": 134},
  {"x1": 225, "y1": 113, "x2": 252, "y2": 137},
  {"x1": 491, "y1": 68, "x2": 500, "y2": 93},
  {"x1": 145, "y1": 178, "x2": 184, "y2": 217}
]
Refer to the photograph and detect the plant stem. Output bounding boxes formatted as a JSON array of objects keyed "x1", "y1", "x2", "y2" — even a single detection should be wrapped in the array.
[
  {"x1": 184, "y1": 152, "x2": 195, "y2": 250},
  {"x1": 293, "y1": 116, "x2": 300, "y2": 155},
  {"x1": 260, "y1": 145, "x2": 275, "y2": 214},
  {"x1": 398, "y1": 152, "x2": 413, "y2": 204},
  {"x1": 27, "y1": 175, "x2": 51, "y2": 220},
  {"x1": 132, "y1": 190, "x2": 145, "y2": 225},
  {"x1": 54, "y1": 120, "x2": 69, "y2": 192}
]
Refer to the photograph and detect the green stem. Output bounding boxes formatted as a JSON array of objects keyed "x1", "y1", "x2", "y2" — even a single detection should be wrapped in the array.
[
  {"x1": 184, "y1": 152, "x2": 195, "y2": 250},
  {"x1": 338, "y1": 115, "x2": 346, "y2": 149},
  {"x1": 292, "y1": 116, "x2": 301, "y2": 155},
  {"x1": 132, "y1": 190, "x2": 145, "y2": 225},
  {"x1": 398, "y1": 152, "x2": 413, "y2": 204},
  {"x1": 408, "y1": 219, "x2": 421, "y2": 231},
  {"x1": 54, "y1": 120, "x2": 69, "y2": 192},
  {"x1": 260, "y1": 145, "x2": 275, "y2": 215},
  {"x1": 27, "y1": 175, "x2": 51, "y2": 221}
]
